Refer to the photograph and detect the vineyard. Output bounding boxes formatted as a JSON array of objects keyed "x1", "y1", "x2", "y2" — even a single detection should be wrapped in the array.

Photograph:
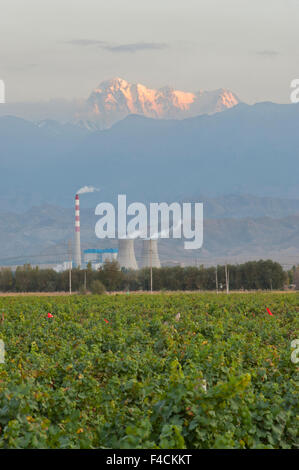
[{"x1": 0, "y1": 293, "x2": 298, "y2": 449}]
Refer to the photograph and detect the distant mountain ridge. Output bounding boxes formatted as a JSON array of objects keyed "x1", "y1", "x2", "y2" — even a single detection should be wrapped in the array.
[
  {"x1": 0, "y1": 203, "x2": 298, "y2": 267},
  {"x1": 77, "y1": 77, "x2": 239, "y2": 129},
  {"x1": 1, "y1": 100, "x2": 299, "y2": 266},
  {"x1": 1, "y1": 101, "x2": 299, "y2": 212},
  {"x1": 0, "y1": 78, "x2": 239, "y2": 129}
]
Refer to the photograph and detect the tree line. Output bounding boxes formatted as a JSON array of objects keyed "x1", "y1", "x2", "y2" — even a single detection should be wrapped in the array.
[{"x1": 0, "y1": 259, "x2": 292, "y2": 293}]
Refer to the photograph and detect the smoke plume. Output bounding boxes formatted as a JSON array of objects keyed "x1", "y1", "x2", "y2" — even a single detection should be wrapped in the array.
[
  {"x1": 151, "y1": 218, "x2": 182, "y2": 239},
  {"x1": 77, "y1": 186, "x2": 99, "y2": 195}
]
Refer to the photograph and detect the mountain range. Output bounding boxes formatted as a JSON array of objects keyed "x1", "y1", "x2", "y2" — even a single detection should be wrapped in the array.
[
  {"x1": 0, "y1": 84, "x2": 299, "y2": 267},
  {"x1": 78, "y1": 77, "x2": 239, "y2": 129},
  {"x1": 0, "y1": 78, "x2": 239, "y2": 129},
  {"x1": 0, "y1": 201, "x2": 298, "y2": 268},
  {"x1": 1, "y1": 99, "x2": 299, "y2": 210}
]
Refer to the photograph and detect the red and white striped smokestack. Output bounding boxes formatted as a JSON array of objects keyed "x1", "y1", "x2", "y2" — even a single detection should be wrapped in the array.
[{"x1": 75, "y1": 194, "x2": 81, "y2": 267}]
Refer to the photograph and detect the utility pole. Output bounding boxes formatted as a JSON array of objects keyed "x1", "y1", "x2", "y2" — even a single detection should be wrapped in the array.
[
  {"x1": 68, "y1": 240, "x2": 72, "y2": 295},
  {"x1": 215, "y1": 265, "x2": 218, "y2": 294},
  {"x1": 150, "y1": 239, "x2": 153, "y2": 293},
  {"x1": 225, "y1": 263, "x2": 229, "y2": 294}
]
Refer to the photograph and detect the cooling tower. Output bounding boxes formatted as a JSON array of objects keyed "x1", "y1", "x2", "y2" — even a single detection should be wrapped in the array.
[
  {"x1": 117, "y1": 239, "x2": 138, "y2": 270},
  {"x1": 140, "y1": 239, "x2": 161, "y2": 269},
  {"x1": 74, "y1": 194, "x2": 81, "y2": 267}
]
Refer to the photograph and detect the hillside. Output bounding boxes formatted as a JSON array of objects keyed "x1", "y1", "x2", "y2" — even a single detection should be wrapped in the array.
[
  {"x1": 0, "y1": 201, "x2": 298, "y2": 268},
  {"x1": 1, "y1": 101, "x2": 299, "y2": 213}
]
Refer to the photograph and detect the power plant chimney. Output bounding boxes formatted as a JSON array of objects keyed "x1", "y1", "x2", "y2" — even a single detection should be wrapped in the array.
[
  {"x1": 140, "y1": 239, "x2": 161, "y2": 269},
  {"x1": 74, "y1": 194, "x2": 81, "y2": 267},
  {"x1": 117, "y1": 239, "x2": 138, "y2": 270}
]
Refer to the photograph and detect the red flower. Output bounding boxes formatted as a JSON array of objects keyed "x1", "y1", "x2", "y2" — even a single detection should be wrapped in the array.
[
  {"x1": 266, "y1": 308, "x2": 273, "y2": 316},
  {"x1": 47, "y1": 313, "x2": 54, "y2": 318},
  {"x1": 104, "y1": 318, "x2": 109, "y2": 323}
]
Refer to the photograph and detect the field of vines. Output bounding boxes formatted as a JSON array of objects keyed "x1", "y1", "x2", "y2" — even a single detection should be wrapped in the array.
[{"x1": 0, "y1": 292, "x2": 298, "y2": 449}]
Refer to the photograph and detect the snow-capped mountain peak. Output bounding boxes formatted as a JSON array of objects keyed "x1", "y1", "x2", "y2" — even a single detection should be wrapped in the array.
[{"x1": 76, "y1": 78, "x2": 240, "y2": 129}]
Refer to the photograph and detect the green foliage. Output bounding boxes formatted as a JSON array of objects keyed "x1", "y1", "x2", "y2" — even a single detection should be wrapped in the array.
[
  {"x1": 0, "y1": 292, "x2": 298, "y2": 448},
  {"x1": 0, "y1": 259, "x2": 287, "y2": 293},
  {"x1": 78, "y1": 286, "x2": 88, "y2": 296},
  {"x1": 90, "y1": 280, "x2": 106, "y2": 295}
]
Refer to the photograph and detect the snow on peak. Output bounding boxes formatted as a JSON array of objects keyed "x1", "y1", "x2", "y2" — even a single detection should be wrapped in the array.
[{"x1": 78, "y1": 78, "x2": 240, "y2": 129}]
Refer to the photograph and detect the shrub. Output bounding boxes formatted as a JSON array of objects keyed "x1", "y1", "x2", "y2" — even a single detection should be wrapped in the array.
[
  {"x1": 90, "y1": 280, "x2": 106, "y2": 295},
  {"x1": 78, "y1": 285, "x2": 88, "y2": 295}
]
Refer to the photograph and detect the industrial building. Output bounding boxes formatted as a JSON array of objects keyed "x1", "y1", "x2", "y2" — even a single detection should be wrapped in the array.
[
  {"x1": 140, "y1": 239, "x2": 161, "y2": 269},
  {"x1": 83, "y1": 248, "x2": 118, "y2": 270},
  {"x1": 117, "y1": 239, "x2": 138, "y2": 270},
  {"x1": 53, "y1": 261, "x2": 73, "y2": 273},
  {"x1": 73, "y1": 194, "x2": 161, "y2": 271}
]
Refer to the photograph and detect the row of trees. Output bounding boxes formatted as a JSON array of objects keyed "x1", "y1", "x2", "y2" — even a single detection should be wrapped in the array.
[{"x1": 0, "y1": 259, "x2": 292, "y2": 293}]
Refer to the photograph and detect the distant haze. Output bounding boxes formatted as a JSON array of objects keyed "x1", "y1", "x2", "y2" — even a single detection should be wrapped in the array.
[
  {"x1": 1, "y1": 101, "x2": 299, "y2": 212},
  {"x1": 0, "y1": 0, "x2": 298, "y2": 104},
  {"x1": 0, "y1": 77, "x2": 240, "y2": 126}
]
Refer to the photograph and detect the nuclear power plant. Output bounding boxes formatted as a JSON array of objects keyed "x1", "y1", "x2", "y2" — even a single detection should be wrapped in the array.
[
  {"x1": 140, "y1": 239, "x2": 161, "y2": 269},
  {"x1": 74, "y1": 194, "x2": 81, "y2": 267}
]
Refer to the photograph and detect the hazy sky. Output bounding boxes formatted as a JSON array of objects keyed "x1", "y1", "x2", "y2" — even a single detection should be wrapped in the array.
[{"x1": 0, "y1": 0, "x2": 298, "y2": 104}]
